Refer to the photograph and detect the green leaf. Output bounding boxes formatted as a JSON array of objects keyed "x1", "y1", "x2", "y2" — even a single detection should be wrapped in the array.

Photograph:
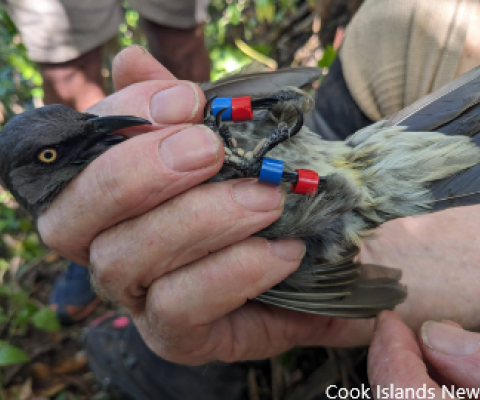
[
  {"x1": 16, "y1": 302, "x2": 38, "y2": 327},
  {"x1": 31, "y1": 87, "x2": 44, "y2": 98},
  {"x1": 54, "y1": 393, "x2": 68, "y2": 400},
  {"x1": 278, "y1": 347, "x2": 302, "y2": 369},
  {"x1": 0, "y1": 284, "x2": 14, "y2": 296},
  {"x1": 318, "y1": 45, "x2": 337, "y2": 69},
  {"x1": 10, "y1": 291, "x2": 28, "y2": 306},
  {"x1": 31, "y1": 307, "x2": 60, "y2": 332},
  {"x1": 0, "y1": 259, "x2": 9, "y2": 273},
  {"x1": 0, "y1": 344, "x2": 29, "y2": 366},
  {"x1": 125, "y1": 10, "x2": 139, "y2": 28}
]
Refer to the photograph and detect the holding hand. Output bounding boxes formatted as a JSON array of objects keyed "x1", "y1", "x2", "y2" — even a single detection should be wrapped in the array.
[
  {"x1": 369, "y1": 311, "x2": 480, "y2": 397},
  {"x1": 35, "y1": 46, "x2": 480, "y2": 366}
]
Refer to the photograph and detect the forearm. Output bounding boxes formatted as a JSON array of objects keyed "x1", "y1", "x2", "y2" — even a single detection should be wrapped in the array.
[{"x1": 359, "y1": 205, "x2": 480, "y2": 332}]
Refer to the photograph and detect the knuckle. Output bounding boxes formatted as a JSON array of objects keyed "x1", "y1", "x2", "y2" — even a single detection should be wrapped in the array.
[
  {"x1": 37, "y1": 219, "x2": 61, "y2": 251},
  {"x1": 147, "y1": 279, "x2": 184, "y2": 326},
  {"x1": 37, "y1": 214, "x2": 89, "y2": 262},
  {"x1": 228, "y1": 239, "x2": 272, "y2": 287},
  {"x1": 133, "y1": 315, "x2": 184, "y2": 361},
  {"x1": 89, "y1": 235, "x2": 125, "y2": 296}
]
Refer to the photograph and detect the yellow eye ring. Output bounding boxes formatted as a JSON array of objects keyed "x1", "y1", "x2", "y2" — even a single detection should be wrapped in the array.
[{"x1": 38, "y1": 148, "x2": 58, "y2": 163}]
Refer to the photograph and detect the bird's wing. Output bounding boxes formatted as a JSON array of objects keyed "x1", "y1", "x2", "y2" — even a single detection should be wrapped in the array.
[
  {"x1": 256, "y1": 255, "x2": 406, "y2": 318},
  {"x1": 201, "y1": 67, "x2": 322, "y2": 99},
  {"x1": 425, "y1": 131, "x2": 480, "y2": 211},
  {"x1": 384, "y1": 65, "x2": 480, "y2": 134},
  {"x1": 384, "y1": 66, "x2": 480, "y2": 212}
]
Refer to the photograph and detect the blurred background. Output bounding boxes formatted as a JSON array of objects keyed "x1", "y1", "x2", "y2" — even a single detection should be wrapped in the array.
[{"x1": 0, "y1": 1, "x2": 366, "y2": 399}]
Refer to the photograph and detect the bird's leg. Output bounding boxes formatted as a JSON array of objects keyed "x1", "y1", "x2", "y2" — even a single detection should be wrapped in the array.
[
  {"x1": 252, "y1": 106, "x2": 303, "y2": 160},
  {"x1": 203, "y1": 96, "x2": 218, "y2": 130},
  {"x1": 215, "y1": 110, "x2": 236, "y2": 149},
  {"x1": 204, "y1": 95, "x2": 304, "y2": 178},
  {"x1": 204, "y1": 96, "x2": 236, "y2": 149},
  {"x1": 222, "y1": 107, "x2": 304, "y2": 178}
]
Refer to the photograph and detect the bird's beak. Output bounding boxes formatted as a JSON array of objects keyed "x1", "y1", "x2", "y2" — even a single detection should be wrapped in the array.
[
  {"x1": 87, "y1": 115, "x2": 152, "y2": 134},
  {"x1": 72, "y1": 115, "x2": 152, "y2": 164}
]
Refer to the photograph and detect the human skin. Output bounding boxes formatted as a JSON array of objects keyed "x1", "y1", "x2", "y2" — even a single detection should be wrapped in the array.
[
  {"x1": 37, "y1": 46, "x2": 480, "y2": 366},
  {"x1": 368, "y1": 311, "x2": 480, "y2": 396}
]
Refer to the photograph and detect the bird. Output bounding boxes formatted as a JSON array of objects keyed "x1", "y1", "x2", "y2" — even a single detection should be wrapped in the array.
[{"x1": 2, "y1": 66, "x2": 480, "y2": 318}]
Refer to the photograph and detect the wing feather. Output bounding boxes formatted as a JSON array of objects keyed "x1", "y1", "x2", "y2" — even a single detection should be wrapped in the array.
[
  {"x1": 383, "y1": 66, "x2": 480, "y2": 211},
  {"x1": 201, "y1": 67, "x2": 322, "y2": 99},
  {"x1": 255, "y1": 263, "x2": 406, "y2": 318}
]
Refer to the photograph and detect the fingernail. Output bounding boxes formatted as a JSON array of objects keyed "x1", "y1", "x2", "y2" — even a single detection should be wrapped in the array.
[
  {"x1": 268, "y1": 239, "x2": 306, "y2": 261},
  {"x1": 159, "y1": 126, "x2": 219, "y2": 172},
  {"x1": 232, "y1": 180, "x2": 284, "y2": 212},
  {"x1": 150, "y1": 83, "x2": 199, "y2": 124},
  {"x1": 421, "y1": 321, "x2": 480, "y2": 356}
]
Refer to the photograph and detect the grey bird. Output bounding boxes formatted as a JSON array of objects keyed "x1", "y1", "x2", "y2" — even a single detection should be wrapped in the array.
[{"x1": 2, "y1": 66, "x2": 480, "y2": 318}]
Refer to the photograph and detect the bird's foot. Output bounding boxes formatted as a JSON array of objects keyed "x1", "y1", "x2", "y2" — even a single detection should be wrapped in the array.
[
  {"x1": 203, "y1": 99, "x2": 236, "y2": 149},
  {"x1": 204, "y1": 96, "x2": 304, "y2": 177}
]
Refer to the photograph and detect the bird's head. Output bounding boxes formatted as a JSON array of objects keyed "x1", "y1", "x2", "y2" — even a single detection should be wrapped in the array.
[{"x1": 0, "y1": 104, "x2": 150, "y2": 216}]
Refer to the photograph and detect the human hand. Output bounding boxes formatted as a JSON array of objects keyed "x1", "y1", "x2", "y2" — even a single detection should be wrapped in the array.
[
  {"x1": 368, "y1": 311, "x2": 480, "y2": 398},
  {"x1": 37, "y1": 46, "x2": 321, "y2": 364},
  {"x1": 36, "y1": 46, "x2": 480, "y2": 366},
  {"x1": 359, "y1": 209, "x2": 480, "y2": 333}
]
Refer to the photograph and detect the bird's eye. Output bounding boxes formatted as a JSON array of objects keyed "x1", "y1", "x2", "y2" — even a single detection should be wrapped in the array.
[{"x1": 38, "y1": 148, "x2": 58, "y2": 163}]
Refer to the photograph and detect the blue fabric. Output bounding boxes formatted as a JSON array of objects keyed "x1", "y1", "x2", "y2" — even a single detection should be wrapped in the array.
[{"x1": 50, "y1": 262, "x2": 98, "y2": 324}]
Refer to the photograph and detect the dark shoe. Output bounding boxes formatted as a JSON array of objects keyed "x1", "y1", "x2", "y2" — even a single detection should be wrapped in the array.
[
  {"x1": 85, "y1": 313, "x2": 249, "y2": 400},
  {"x1": 50, "y1": 262, "x2": 100, "y2": 325}
]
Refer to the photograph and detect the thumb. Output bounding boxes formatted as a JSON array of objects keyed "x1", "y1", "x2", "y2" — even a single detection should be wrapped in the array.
[
  {"x1": 420, "y1": 320, "x2": 480, "y2": 388},
  {"x1": 368, "y1": 311, "x2": 441, "y2": 396},
  {"x1": 87, "y1": 79, "x2": 205, "y2": 128},
  {"x1": 112, "y1": 45, "x2": 177, "y2": 90}
]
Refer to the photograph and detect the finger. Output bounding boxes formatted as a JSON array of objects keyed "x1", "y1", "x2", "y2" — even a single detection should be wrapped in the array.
[
  {"x1": 112, "y1": 45, "x2": 176, "y2": 90},
  {"x1": 368, "y1": 311, "x2": 442, "y2": 398},
  {"x1": 90, "y1": 179, "x2": 287, "y2": 306},
  {"x1": 87, "y1": 78, "x2": 205, "y2": 127},
  {"x1": 441, "y1": 320, "x2": 463, "y2": 328},
  {"x1": 146, "y1": 237, "x2": 305, "y2": 326},
  {"x1": 135, "y1": 286, "x2": 374, "y2": 365},
  {"x1": 420, "y1": 320, "x2": 480, "y2": 389},
  {"x1": 132, "y1": 237, "x2": 302, "y2": 364},
  {"x1": 38, "y1": 125, "x2": 223, "y2": 265}
]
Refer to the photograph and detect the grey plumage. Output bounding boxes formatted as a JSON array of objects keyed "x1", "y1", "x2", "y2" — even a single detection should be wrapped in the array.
[
  {"x1": 2, "y1": 66, "x2": 480, "y2": 318},
  {"x1": 201, "y1": 67, "x2": 322, "y2": 98},
  {"x1": 0, "y1": 106, "x2": 148, "y2": 215},
  {"x1": 383, "y1": 66, "x2": 480, "y2": 212},
  {"x1": 201, "y1": 67, "x2": 480, "y2": 317}
]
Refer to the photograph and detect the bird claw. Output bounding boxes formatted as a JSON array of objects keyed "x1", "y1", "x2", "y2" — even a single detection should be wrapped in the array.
[
  {"x1": 204, "y1": 96, "x2": 236, "y2": 149},
  {"x1": 203, "y1": 95, "x2": 304, "y2": 178}
]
